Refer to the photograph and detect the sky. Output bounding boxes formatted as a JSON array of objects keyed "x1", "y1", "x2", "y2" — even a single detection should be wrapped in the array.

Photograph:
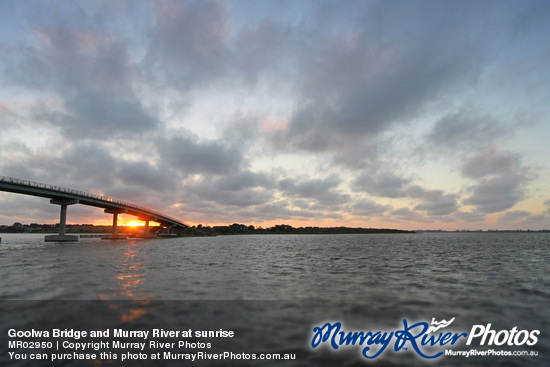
[{"x1": 1, "y1": 0, "x2": 550, "y2": 230}]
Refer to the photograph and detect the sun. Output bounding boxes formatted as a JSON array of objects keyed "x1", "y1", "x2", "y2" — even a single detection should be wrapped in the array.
[{"x1": 128, "y1": 221, "x2": 145, "y2": 227}]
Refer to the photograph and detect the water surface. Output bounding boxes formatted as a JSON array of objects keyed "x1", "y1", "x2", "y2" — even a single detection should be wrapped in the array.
[{"x1": 1, "y1": 232, "x2": 548, "y2": 366}]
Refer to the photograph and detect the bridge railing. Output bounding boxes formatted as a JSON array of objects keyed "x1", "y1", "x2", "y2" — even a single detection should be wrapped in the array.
[{"x1": 0, "y1": 175, "x2": 185, "y2": 226}]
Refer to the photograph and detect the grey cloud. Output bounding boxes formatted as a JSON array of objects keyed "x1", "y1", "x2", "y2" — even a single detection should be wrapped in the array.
[
  {"x1": 389, "y1": 207, "x2": 432, "y2": 223},
  {"x1": 288, "y1": 199, "x2": 315, "y2": 211},
  {"x1": 0, "y1": 142, "x2": 117, "y2": 189},
  {"x1": 455, "y1": 211, "x2": 486, "y2": 223},
  {"x1": 8, "y1": 4, "x2": 135, "y2": 93},
  {"x1": 425, "y1": 108, "x2": 532, "y2": 216},
  {"x1": 352, "y1": 199, "x2": 391, "y2": 217},
  {"x1": 233, "y1": 20, "x2": 305, "y2": 85},
  {"x1": 352, "y1": 171, "x2": 410, "y2": 198},
  {"x1": 40, "y1": 90, "x2": 158, "y2": 139},
  {"x1": 145, "y1": 0, "x2": 230, "y2": 88},
  {"x1": 279, "y1": 176, "x2": 337, "y2": 198},
  {"x1": 278, "y1": 176, "x2": 349, "y2": 207},
  {"x1": 220, "y1": 115, "x2": 262, "y2": 147},
  {"x1": 158, "y1": 135, "x2": 243, "y2": 175},
  {"x1": 513, "y1": 1, "x2": 550, "y2": 36},
  {"x1": 499, "y1": 210, "x2": 531, "y2": 222},
  {"x1": 407, "y1": 186, "x2": 458, "y2": 216},
  {"x1": 56, "y1": 144, "x2": 118, "y2": 188},
  {"x1": 280, "y1": 2, "x2": 485, "y2": 159},
  {"x1": 214, "y1": 171, "x2": 272, "y2": 191},
  {"x1": 180, "y1": 170, "x2": 274, "y2": 208},
  {"x1": 353, "y1": 174, "x2": 458, "y2": 216},
  {"x1": 186, "y1": 187, "x2": 272, "y2": 208},
  {"x1": 459, "y1": 144, "x2": 531, "y2": 214},
  {"x1": 0, "y1": 141, "x2": 34, "y2": 179},
  {"x1": 463, "y1": 174, "x2": 526, "y2": 214},
  {"x1": 519, "y1": 214, "x2": 550, "y2": 229},
  {"x1": 117, "y1": 161, "x2": 174, "y2": 192},
  {"x1": 256, "y1": 202, "x2": 317, "y2": 219},
  {"x1": 412, "y1": 191, "x2": 458, "y2": 216},
  {"x1": 4, "y1": 7, "x2": 159, "y2": 140},
  {"x1": 427, "y1": 111, "x2": 503, "y2": 149},
  {"x1": 461, "y1": 148, "x2": 520, "y2": 179},
  {"x1": 196, "y1": 187, "x2": 272, "y2": 208},
  {"x1": 0, "y1": 103, "x2": 20, "y2": 131}
]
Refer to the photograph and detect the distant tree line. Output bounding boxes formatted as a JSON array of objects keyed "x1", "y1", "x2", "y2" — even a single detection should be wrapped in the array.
[
  {"x1": 1, "y1": 222, "x2": 414, "y2": 236},
  {"x1": 181, "y1": 223, "x2": 415, "y2": 236}
]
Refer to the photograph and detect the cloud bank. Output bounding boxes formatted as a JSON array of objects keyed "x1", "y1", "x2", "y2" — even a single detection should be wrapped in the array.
[{"x1": 1, "y1": 0, "x2": 549, "y2": 230}]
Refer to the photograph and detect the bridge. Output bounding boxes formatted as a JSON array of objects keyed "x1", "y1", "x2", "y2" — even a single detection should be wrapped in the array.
[{"x1": 0, "y1": 175, "x2": 188, "y2": 242}]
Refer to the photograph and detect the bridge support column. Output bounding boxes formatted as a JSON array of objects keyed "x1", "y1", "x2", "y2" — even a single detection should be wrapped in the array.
[
  {"x1": 137, "y1": 216, "x2": 157, "y2": 238},
  {"x1": 103, "y1": 209, "x2": 128, "y2": 240},
  {"x1": 45, "y1": 199, "x2": 79, "y2": 242}
]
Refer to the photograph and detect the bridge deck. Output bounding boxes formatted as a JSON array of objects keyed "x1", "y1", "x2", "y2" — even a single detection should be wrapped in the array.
[{"x1": 0, "y1": 175, "x2": 188, "y2": 228}]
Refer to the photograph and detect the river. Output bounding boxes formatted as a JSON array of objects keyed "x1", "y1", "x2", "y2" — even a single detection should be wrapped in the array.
[{"x1": 1, "y1": 232, "x2": 548, "y2": 366}]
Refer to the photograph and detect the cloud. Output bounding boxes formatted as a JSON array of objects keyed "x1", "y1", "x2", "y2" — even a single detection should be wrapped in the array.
[
  {"x1": 145, "y1": 0, "x2": 230, "y2": 88},
  {"x1": 215, "y1": 170, "x2": 272, "y2": 191},
  {"x1": 0, "y1": 140, "x2": 178, "y2": 212},
  {"x1": 352, "y1": 172, "x2": 459, "y2": 217},
  {"x1": 0, "y1": 142, "x2": 117, "y2": 187},
  {"x1": 279, "y1": 175, "x2": 338, "y2": 198},
  {"x1": 36, "y1": 90, "x2": 158, "y2": 139},
  {"x1": 422, "y1": 105, "x2": 534, "y2": 217},
  {"x1": 279, "y1": 175, "x2": 350, "y2": 209},
  {"x1": 157, "y1": 135, "x2": 243, "y2": 176},
  {"x1": 461, "y1": 147, "x2": 520, "y2": 179},
  {"x1": 463, "y1": 174, "x2": 527, "y2": 214},
  {"x1": 3, "y1": 5, "x2": 160, "y2": 140},
  {"x1": 187, "y1": 183, "x2": 272, "y2": 208},
  {"x1": 117, "y1": 160, "x2": 174, "y2": 192},
  {"x1": 0, "y1": 103, "x2": 21, "y2": 131},
  {"x1": 519, "y1": 214, "x2": 550, "y2": 229},
  {"x1": 256, "y1": 202, "x2": 318, "y2": 220},
  {"x1": 1, "y1": 1, "x2": 548, "y2": 229},
  {"x1": 455, "y1": 211, "x2": 485, "y2": 223},
  {"x1": 499, "y1": 210, "x2": 531, "y2": 222},
  {"x1": 426, "y1": 110, "x2": 504, "y2": 150},
  {"x1": 233, "y1": 19, "x2": 305, "y2": 86},
  {"x1": 352, "y1": 171, "x2": 410, "y2": 198},
  {"x1": 183, "y1": 170, "x2": 274, "y2": 207},
  {"x1": 410, "y1": 187, "x2": 458, "y2": 216},
  {"x1": 389, "y1": 207, "x2": 432, "y2": 223},
  {"x1": 277, "y1": 1, "x2": 486, "y2": 163},
  {"x1": 351, "y1": 199, "x2": 391, "y2": 217},
  {"x1": 459, "y1": 144, "x2": 531, "y2": 214}
]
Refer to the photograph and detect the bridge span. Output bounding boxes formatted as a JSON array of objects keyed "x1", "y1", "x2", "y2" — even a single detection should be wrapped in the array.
[{"x1": 0, "y1": 175, "x2": 188, "y2": 242}]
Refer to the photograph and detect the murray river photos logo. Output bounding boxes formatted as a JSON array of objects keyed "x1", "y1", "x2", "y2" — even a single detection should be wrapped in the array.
[{"x1": 310, "y1": 318, "x2": 540, "y2": 360}]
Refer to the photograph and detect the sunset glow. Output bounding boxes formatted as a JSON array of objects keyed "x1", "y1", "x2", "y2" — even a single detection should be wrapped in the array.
[{"x1": 127, "y1": 221, "x2": 145, "y2": 227}]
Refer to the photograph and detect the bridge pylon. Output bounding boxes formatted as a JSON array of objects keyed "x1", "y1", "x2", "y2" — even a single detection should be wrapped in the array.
[
  {"x1": 103, "y1": 208, "x2": 128, "y2": 240},
  {"x1": 137, "y1": 215, "x2": 157, "y2": 238},
  {"x1": 44, "y1": 199, "x2": 79, "y2": 242}
]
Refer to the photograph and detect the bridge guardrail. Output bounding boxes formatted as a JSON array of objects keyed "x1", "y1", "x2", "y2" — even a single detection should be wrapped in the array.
[{"x1": 0, "y1": 175, "x2": 185, "y2": 226}]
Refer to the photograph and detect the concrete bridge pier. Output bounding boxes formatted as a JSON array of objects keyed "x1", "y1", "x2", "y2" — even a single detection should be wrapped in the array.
[
  {"x1": 45, "y1": 199, "x2": 79, "y2": 242},
  {"x1": 103, "y1": 208, "x2": 128, "y2": 240},
  {"x1": 137, "y1": 216, "x2": 157, "y2": 238}
]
